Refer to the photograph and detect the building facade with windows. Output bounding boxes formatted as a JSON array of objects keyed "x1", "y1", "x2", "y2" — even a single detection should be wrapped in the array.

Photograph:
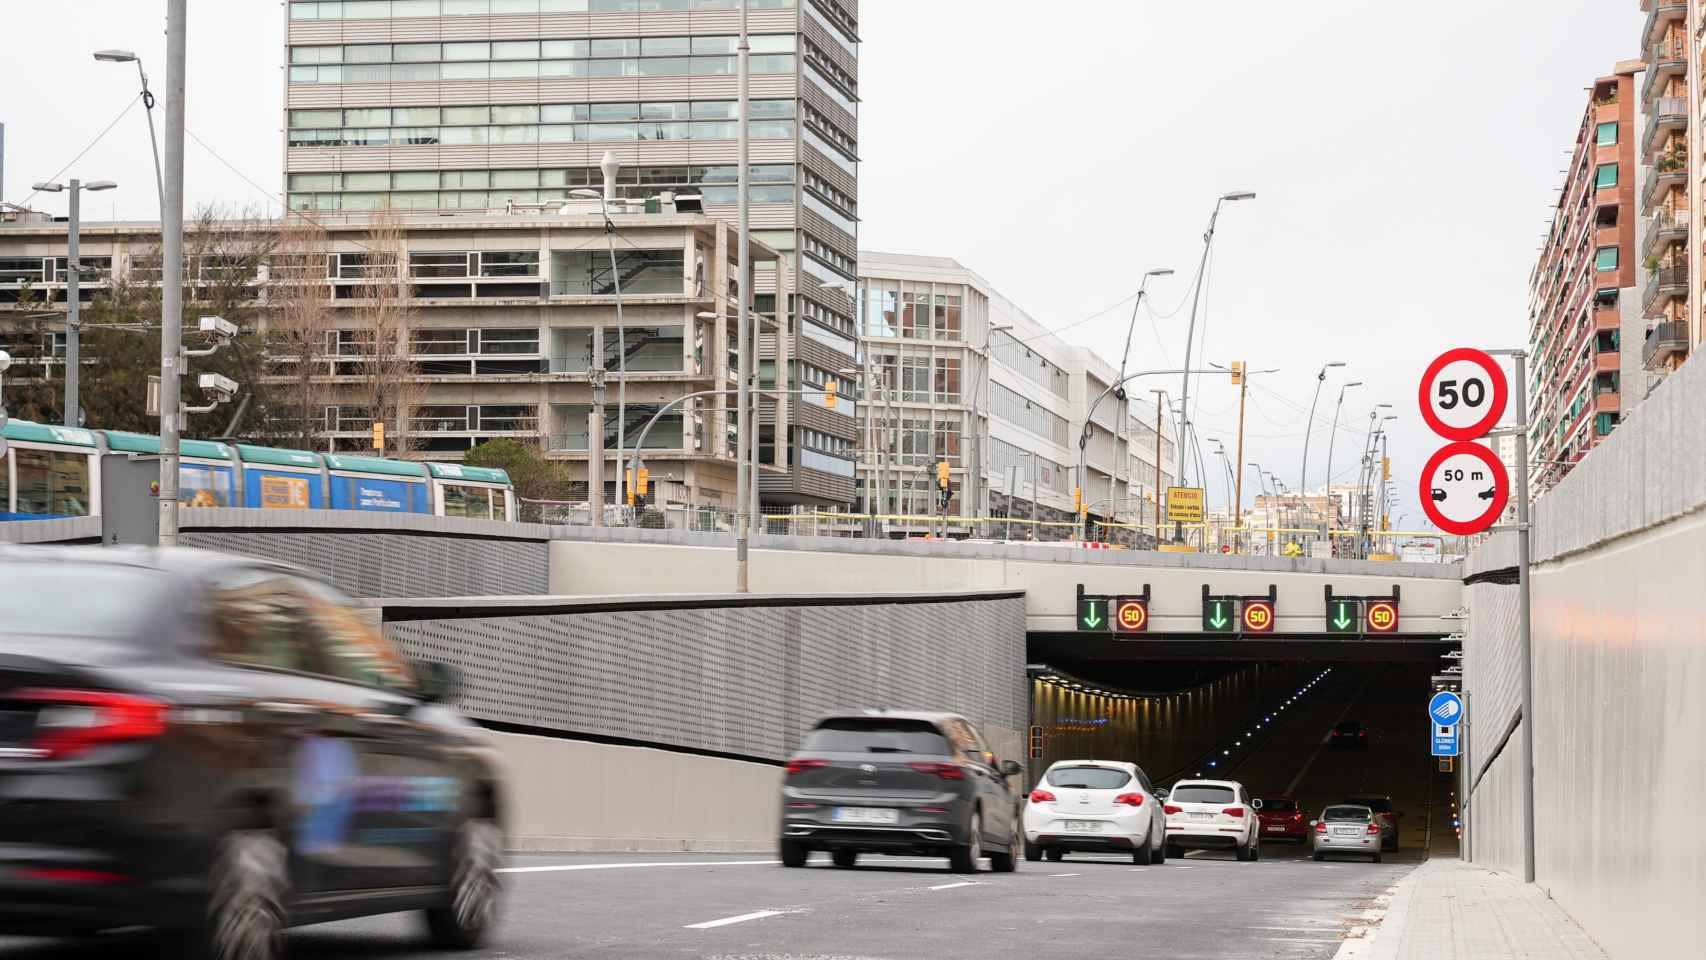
[
  {"x1": 855, "y1": 252, "x2": 1177, "y2": 540},
  {"x1": 1527, "y1": 61, "x2": 1643, "y2": 494},
  {"x1": 283, "y1": 0, "x2": 862, "y2": 509},
  {"x1": 0, "y1": 210, "x2": 789, "y2": 512}
]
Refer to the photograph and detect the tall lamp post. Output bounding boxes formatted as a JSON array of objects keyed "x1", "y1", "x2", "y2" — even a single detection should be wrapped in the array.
[
  {"x1": 1178, "y1": 190, "x2": 1255, "y2": 484},
  {"x1": 572, "y1": 153, "x2": 629, "y2": 517},
  {"x1": 1299, "y1": 360, "x2": 1346, "y2": 521},
  {"x1": 1323, "y1": 379, "x2": 1362, "y2": 531},
  {"x1": 93, "y1": 50, "x2": 163, "y2": 211},
  {"x1": 30, "y1": 178, "x2": 117, "y2": 428}
]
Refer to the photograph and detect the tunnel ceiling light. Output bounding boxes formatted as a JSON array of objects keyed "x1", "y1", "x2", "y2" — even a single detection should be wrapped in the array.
[{"x1": 1222, "y1": 750, "x2": 1229, "y2": 756}]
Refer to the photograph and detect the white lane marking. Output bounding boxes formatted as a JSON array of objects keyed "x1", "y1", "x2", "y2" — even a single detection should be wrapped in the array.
[
  {"x1": 1049, "y1": 872, "x2": 1082, "y2": 877},
  {"x1": 1260, "y1": 937, "x2": 1342, "y2": 944},
  {"x1": 684, "y1": 909, "x2": 790, "y2": 930},
  {"x1": 927, "y1": 881, "x2": 980, "y2": 891},
  {"x1": 500, "y1": 860, "x2": 779, "y2": 874}
]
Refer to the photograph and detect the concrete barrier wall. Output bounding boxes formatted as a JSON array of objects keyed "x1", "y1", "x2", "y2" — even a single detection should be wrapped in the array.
[
  {"x1": 490, "y1": 731, "x2": 781, "y2": 853},
  {"x1": 1464, "y1": 354, "x2": 1706, "y2": 957}
]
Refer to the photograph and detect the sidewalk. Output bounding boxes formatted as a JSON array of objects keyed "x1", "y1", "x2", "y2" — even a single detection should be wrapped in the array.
[{"x1": 1337, "y1": 858, "x2": 1608, "y2": 960}]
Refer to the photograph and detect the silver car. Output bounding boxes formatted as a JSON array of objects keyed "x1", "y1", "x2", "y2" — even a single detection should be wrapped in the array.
[{"x1": 1312, "y1": 804, "x2": 1383, "y2": 862}]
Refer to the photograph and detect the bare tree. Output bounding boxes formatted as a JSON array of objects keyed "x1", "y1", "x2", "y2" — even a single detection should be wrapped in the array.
[
  {"x1": 350, "y1": 211, "x2": 421, "y2": 457},
  {"x1": 260, "y1": 215, "x2": 338, "y2": 449}
]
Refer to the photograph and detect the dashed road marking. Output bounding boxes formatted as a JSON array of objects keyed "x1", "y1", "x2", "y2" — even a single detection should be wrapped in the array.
[
  {"x1": 1049, "y1": 873, "x2": 1081, "y2": 877},
  {"x1": 927, "y1": 881, "x2": 980, "y2": 891},
  {"x1": 500, "y1": 860, "x2": 779, "y2": 874},
  {"x1": 684, "y1": 909, "x2": 790, "y2": 930}
]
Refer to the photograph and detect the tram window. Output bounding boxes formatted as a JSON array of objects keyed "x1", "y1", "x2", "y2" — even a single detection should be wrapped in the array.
[
  {"x1": 14, "y1": 450, "x2": 91, "y2": 516},
  {"x1": 443, "y1": 483, "x2": 492, "y2": 519}
]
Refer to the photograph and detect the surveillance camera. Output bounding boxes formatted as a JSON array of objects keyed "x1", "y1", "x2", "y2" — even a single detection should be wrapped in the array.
[
  {"x1": 198, "y1": 372, "x2": 239, "y2": 403},
  {"x1": 0, "y1": 349, "x2": 11, "y2": 373},
  {"x1": 199, "y1": 316, "x2": 240, "y2": 342}
]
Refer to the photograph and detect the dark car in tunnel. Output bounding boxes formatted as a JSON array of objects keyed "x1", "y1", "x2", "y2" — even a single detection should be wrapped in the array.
[
  {"x1": 1330, "y1": 720, "x2": 1368, "y2": 748},
  {"x1": 0, "y1": 547, "x2": 506, "y2": 960},
  {"x1": 1255, "y1": 796, "x2": 1309, "y2": 841},
  {"x1": 779, "y1": 710, "x2": 1024, "y2": 873}
]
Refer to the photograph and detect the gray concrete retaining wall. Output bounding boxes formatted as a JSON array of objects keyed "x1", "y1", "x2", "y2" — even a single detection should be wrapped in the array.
[{"x1": 1463, "y1": 355, "x2": 1706, "y2": 957}]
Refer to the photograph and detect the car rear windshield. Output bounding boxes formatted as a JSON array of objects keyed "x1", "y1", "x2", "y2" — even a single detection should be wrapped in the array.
[
  {"x1": 1261, "y1": 798, "x2": 1297, "y2": 812},
  {"x1": 1046, "y1": 766, "x2": 1131, "y2": 790},
  {"x1": 1336, "y1": 722, "x2": 1362, "y2": 731},
  {"x1": 1347, "y1": 797, "x2": 1393, "y2": 812},
  {"x1": 0, "y1": 564, "x2": 169, "y2": 639},
  {"x1": 1324, "y1": 806, "x2": 1371, "y2": 821},
  {"x1": 801, "y1": 718, "x2": 951, "y2": 755},
  {"x1": 1170, "y1": 784, "x2": 1236, "y2": 804}
]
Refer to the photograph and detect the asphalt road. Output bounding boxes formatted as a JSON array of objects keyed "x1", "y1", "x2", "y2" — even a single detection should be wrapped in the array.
[{"x1": 0, "y1": 842, "x2": 1422, "y2": 960}]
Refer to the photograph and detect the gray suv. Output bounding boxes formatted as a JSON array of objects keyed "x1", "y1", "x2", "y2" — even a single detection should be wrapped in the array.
[{"x1": 779, "y1": 710, "x2": 1024, "y2": 872}]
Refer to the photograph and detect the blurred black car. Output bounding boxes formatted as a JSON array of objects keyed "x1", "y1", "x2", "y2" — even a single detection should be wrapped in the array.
[
  {"x1": 1329, "y1": 720, "x2": 1368, "y2": 748},
  {"x1": 0, "y1": 547, "x2": 505, "y2": 959}
]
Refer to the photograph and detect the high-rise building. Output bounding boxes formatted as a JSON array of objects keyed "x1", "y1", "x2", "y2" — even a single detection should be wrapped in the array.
[
  {"x1": 283, "y1": 0, "x2": 861, "y2": 509},
  {"x1": 1638, "y1": 3, "x2": 1694, "y2": 386},
  {"x1": 1527, "y1": 61, "x2": 1643, "y2": 493},
  {"x1": 855, "y1": 252, "x2": 1177, "y2": 541}
]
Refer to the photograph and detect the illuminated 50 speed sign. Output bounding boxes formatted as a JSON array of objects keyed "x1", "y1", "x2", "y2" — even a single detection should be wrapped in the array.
[{"x1": 1419, "y1": 348, "x2": 1508, "y2": 441}]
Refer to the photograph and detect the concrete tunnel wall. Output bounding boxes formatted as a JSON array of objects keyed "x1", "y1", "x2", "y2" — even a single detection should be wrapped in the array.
[{"x1": 1464, "y1": 351, "x2": 1706, "y2": 958}]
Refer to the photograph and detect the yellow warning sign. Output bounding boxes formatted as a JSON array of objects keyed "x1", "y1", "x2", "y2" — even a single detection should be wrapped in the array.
[{"x1": 1165, "y1": 486, "x2": 1204, "y2": 523}]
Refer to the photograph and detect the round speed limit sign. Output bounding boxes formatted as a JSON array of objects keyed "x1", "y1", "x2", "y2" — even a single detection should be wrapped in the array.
[
  {"x1": 1419, "y1": 441, "x2": 1509, "y2": 535},
  {"x1": 1418, "y1": 348, "x2": 1508, "y2": 441}
]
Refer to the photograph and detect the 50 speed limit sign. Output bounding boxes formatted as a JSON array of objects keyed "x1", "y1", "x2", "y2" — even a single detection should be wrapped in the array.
[{"x1": 1418, "y1": 348, "x2": 1508, "y2": 441}]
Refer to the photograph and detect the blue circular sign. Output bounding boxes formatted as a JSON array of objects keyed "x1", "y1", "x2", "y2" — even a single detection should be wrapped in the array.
[{"x1": 1429, "y1": 691, "x2": 1464, "y2": 727}]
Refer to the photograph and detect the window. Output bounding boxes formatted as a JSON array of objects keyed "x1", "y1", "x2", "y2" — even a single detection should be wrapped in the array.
[
  {"x1": 206, "y1": 571, "x2": 315, "y2": 673},
  {"x1": 1594, "y1": 163, "x2": 1618, "y2": 189},
  {"x1": 1170, "y1": 784, "x2": 1236, "y2": 804},
  {"x1": 801, "y1": 718, "x2": 951, "y2": 755},
  {"x1": 1596, "y1": 122, "x2": 1617, "y2": 146},
  {"x1": 1046, "y1": 766, "x2": 1132, "y2": 789},
  {"x1": 299, "y1": 579, "x2": 417, "y2": 691},
  {"x1": 1594, "y1": 246, "x2": 1618, "y2": 272},
  {"x1": 410, "y1": 250, "x2": 473, "y2": 278},
  {"x1": 478, "y1": 250, "x2": 540, "y2": 277},
  {"x1": 13, "y1": 450, "x2": 92, "y2": 517}
]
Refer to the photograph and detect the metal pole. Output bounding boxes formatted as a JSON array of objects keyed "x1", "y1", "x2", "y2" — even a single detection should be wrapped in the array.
[
  {"x1": 1325, "y1": 384, "x2": 1350, "y2": 537},
  {"x1": 1462, "y1": 688, "x2": 1473, "y2": 862},
  {"x1": 1153, "y1": 391, "x2": 1163, "y2": 548},
  {"x1": 734, "y1": 3, "x2": 750, "y2": 589},
  {"x1": 599, "y1": 162, "x2": 628, "y2": 518},
  {"x1": 137, "y1": 62, "x2": 164, "y2": 213},
  {"x1": 64, "y1": 180, "x2": 80, "y2": 428},
  {"x1": 158, "y1": 0, "x2": 186, "y2": 548},
  {"x1": 1511, "y1": 350, "x2": 1536, "y2": 884},
  {"x1": 1178, "y1": 201, "x2": 1221, "y2": 487},
  {"x1": 1233, "y1": 375, "x2": 1247, "y2": 540},
  {"x1": 1300, "y1": 365, "x2": 1328, "y2": 516}
]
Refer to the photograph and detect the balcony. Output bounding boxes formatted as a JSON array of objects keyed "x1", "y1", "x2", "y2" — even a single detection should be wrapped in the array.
[
  {"x1": 1645, "y1": 208, "x2": 1689, "y2": 253},
  {"x1": 1643, "y1": 263, "x2": 1689, "y2": 314},
  {"x1": 1642, "y1": 164, "x2": 1688, "y2": 213},
  {"x1": 1643, "y1": 319, "x2": 1689, "y2": 369},
  {"x1": 1644, "y1": 97, "x2": 1688, "y2": 157},
  {"x1": 1644, "y1": 2, "x2": 1687, "y2": 49},
  {"x1": 1643, "y1": 36, "x2": 1688, "y2": 103}
]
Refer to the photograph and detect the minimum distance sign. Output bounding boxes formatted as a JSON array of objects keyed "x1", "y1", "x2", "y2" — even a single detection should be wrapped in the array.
[
  {"x1": 1419, "y1": 441, "x2": 1509, "y2": 535},
  {"x1": 1419, "y1": 348, "x2": 1508, "y2": 441}
]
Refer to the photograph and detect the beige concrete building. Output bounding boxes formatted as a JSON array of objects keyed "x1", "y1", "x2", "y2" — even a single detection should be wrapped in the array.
[{"x1": 0, "y1": 208, "x2": 788, "y2": 511}]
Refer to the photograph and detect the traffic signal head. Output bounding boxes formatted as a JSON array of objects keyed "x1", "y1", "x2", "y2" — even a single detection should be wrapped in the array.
[
  {"x1": 937, "y1": 460, "x2": 951, "y2": 488},
  {"x1": 825, "y1": 379, "x2": 837, "y2": 409},
  {"x1": 636, "y1": 466, "x2": 650, "y2": 495},
  {"x1": 1231, "y1": 361, "x2": 1245, "y2": 386}
]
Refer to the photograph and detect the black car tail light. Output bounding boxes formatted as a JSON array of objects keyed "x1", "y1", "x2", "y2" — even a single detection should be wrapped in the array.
[{"x1": 8, "y1": 689, "x2": 167, "y2": 759}]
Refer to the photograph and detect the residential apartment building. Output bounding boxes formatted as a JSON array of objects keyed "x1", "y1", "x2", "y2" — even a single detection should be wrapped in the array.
[
  {"x1": 855, "y1": 252, "x2": 1177, "y2": 541},
  {"x1": 283, "y1": 0, "x2": 862, "y2": 508},
  {"x1": 0, "y1": 209, "x2": 789, "y2": 511},
  {"x1": 1527, "y1": 61, "x2": 1643, "y2": 493}
]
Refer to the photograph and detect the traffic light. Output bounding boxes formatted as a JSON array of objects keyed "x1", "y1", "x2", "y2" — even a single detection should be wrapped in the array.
[
  {"x1": 1230, "y1": 360, "x2": 1245, "y2": 386},
  {"x1": 636, "y1": 466, "x2": 650, "y2": 496},
  {"x1": 1073, "y1": 486, "x2": 1083, "y2": 513},
  {"x1": 824, "y1": 379, "x2": 837, "y2": 410},
  {"x1": 1382, "y1": 456, "x2": 1391, "y2": 481},
  {"x1": 937, "y1": 460, "x2": 951, "y2": 490}
]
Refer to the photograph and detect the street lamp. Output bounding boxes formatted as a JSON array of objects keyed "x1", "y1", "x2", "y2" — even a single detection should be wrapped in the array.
[
  {"x1": 94, "y1": 50, "x2": 163, "y2": 213},
  {"x1": 1299, "y1": 360, "x2": 1346, "y2": 498},
  {"x1": 1179, "y1": 190, "x2": 1255, "y2": 483},
  {"x1": 571, "y1": 157, "x2": 629, "y2": 522},
  {"x1": 32, "y1": 178, "x2": 117, "y2": 428},
  {"x1": 1116, "y1": 268, "x2": 1174, "y2": 389},
  {"x1": 1323, "y1": 380, "x2": 1362, "y2": 528}
]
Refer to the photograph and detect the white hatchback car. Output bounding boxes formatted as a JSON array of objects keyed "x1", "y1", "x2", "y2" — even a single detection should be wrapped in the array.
[
  {"x1": 1022, "y1": 760, "x2": 1167, "y2": 864},
  {"x1": 1162, "y1": 779, "x2": 1261, "y2": 861}
]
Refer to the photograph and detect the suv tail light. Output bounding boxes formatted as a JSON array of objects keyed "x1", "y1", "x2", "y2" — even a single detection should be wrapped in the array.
[
  {"x1": 1367, "y1": 823, "x2": 1382, "y2": 835},
  {"x1": 1222, "y1": 806, "x2": 1245, "y2": 818},
  {"x1": 1292, "y1": 812, "x2": 1304, "y2": 822},
  {"x1": 907, "y1": 761, "x2": 965, "y2": 780},
  {"x1": 1029, "y1": 789, "x2": 1057, "y2": 803},
  {"x1": 1315, "y1": 821, "x2": 1328, "y2": 834},
  {"x1": 1163, "y1": 804, "x2": 1183, "y2": 815},
  {"x1": 10, "y1": 689, "x2": 167, "y2": 760},
  {"x1": 1113, "y1": 793, "x2": 1145, "y2": 807},
  {"x1": 784, "y1": 757, "x2": 829, "y2": 775}
]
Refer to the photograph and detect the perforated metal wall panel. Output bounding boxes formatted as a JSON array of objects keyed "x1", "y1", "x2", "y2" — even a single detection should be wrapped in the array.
[
  {"x1": 384, "y1": 594, "x2": 1028, "y2": 764},
  {"x1": 179, "y1": 529, "x2": 548, "y2": 598}
]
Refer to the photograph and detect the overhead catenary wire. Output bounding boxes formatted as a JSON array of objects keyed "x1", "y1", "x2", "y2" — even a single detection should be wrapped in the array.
[{"x1": 12, "y1": 97, "x2": 139, "y2": 209}]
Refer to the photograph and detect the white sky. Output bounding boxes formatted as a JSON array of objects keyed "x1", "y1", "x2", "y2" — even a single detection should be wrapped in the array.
[{"x1": 0, "y1": 0, "x2": 1641, "y2": 531}]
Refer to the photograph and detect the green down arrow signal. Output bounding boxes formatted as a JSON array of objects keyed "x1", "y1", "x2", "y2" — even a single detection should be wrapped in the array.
[
  {"x1": 1334, "y1": 605, "x2": 1353, "y2": 630},
  {"x1": 1084, "y1": 606, "x2": 1103, "y2": 628},
  {"x1": 1209, "y1": 602, "x2": 1228, "y2": 630}
]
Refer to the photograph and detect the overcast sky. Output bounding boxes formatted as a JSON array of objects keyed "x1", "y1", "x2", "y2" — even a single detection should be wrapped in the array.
[{"x1": 0, "y1": 0, "x2": 1640, "y2": 531}]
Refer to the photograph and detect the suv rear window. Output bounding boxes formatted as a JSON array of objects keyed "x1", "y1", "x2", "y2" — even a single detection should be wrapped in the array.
[
  {"x1": 1261, "y1": 798, "x2": 1296, "y2": 812},
  {"x1": 0, "y1": 565, "x2": 169, "y2": 638},
  {"x1": 1046, "y1": 766, "x2": 1131, "y2": 790},
  {"x1": 1346, "y1": 796, "x2": 1393, "y2": 813},
  {"x1": 802, "y1": 718, "x2": 951, "y2": 755},
  {"x1": 1324, "y1": 805, "x2": 1371, "y2": 821},
  {"x1": 1170, "y1": 784, "x2": 1235, "y2": 804}
]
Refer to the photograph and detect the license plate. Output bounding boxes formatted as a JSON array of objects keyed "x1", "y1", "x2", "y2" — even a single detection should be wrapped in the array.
[
  {"x1": 1062, "y1": 820, "x2": 1100, "y2": 832},
  {"x1": 1332, "y1": 828, "x2": 1362, "y2": 837},
  {"x1": 832, "y1": 807, "x2": 898, "y2": 825},
  {"x1": 1188, "y1": 812, "x2": 1215, "y2": 821},
  {"x1": 1267, "y1": 825, "x2": 1287, "y2": 832}
]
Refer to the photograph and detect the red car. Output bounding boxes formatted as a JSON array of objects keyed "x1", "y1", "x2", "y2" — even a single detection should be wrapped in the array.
[{"x1": 1256, "y1": 797, "x2": 1309, "y2": 841}]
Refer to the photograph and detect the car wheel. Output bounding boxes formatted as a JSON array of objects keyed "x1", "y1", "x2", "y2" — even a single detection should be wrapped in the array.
[
  {"x1": 779, "y1": 839, "x2": 808, "y2": 868},
  {"x1": 988, "y1": 826, "x2": 1019, "y2": 873},
  {"x1": 204, "y1": 829, "x2": 288, "y2": 960},
  {"x1": 1313, "y1": 852, "x2": 1326, "y2": 862},
  {"x1": 1235, "y1": 840, "x2": 1254, "y2": 862},
  {"x1": 1024, "y1": 838, "x2": 1043, "y2": 862},
  {"x1": 1150, "y1": 831, "x2": 1166, "y2": 865},
  {"x1": 1372, "y1": 852, "x2": 1383, "y2": 864},
  {"x1": 1045, "y1": 847, "x2": 1065, "y2": 862},
  {"x1": 831, "y1": 849, "x2": 858, "y2": 869},
  {"x1": 426, "y1": 818, "x2": 502, "y2": 950},
  {"x1": 948, "y1": 812, "x2": 982, "y2": 873},
  {"x1": 1164, "y1": 843, "x2": 1184, "y2": 860}
]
